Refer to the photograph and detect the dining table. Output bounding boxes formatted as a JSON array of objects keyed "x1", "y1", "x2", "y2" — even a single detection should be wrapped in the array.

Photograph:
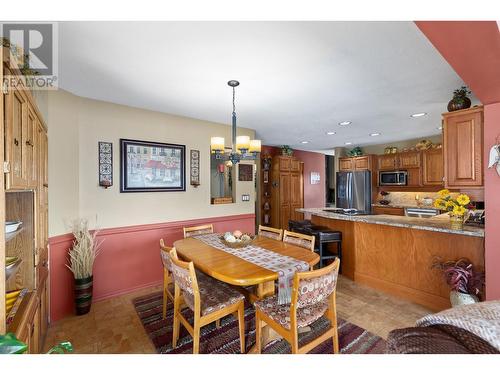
[{"x1": 173, "y1": 234, "x2": 320, "y2": 353}]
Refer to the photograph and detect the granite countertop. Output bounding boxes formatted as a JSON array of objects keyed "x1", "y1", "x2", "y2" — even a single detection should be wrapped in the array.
[
  {"x1": 372, "y1": 203, "x2": 438, "y2": 210},
  {"x1": 297, "y1": 208, "x2": 484, "y2": 238}
]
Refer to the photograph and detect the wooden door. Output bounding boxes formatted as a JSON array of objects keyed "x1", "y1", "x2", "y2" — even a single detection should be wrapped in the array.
[
  {"x1": 398, "y1": 151, "x2": 421, "y2": 168},
  {"x1": 406, "y1": 168, "x2": 422, "y2": 187},
  {"x1": 377, "y1": 154, "x2": 397, "y2": 170},
  {"x1": 422, "y1": 149, "x2": 444, "y2": 186},
  {"x1": 290, "y1": 172, "x2": 303, "y2": 221},
  {"x1": 279, "y1": 157, "x2": 291, "y2": 171},
  {"x1": 339, "y1": 157, "x2": 353, "y2": 171},
  {"x1": 4, "y1": 86, "x2": 27, "y2": 189},
  {"x1": 279, "y1": 172, "x2": 291, "y2": 228},
  {"x1": 354, "y1": 156, "x2": 370, "y2": 170},
  {"x1": 290, "y1": 158, "x2": 300, "y2": 172},
  {"x1": 444, "y1": 108, "x2": 483, "y2": 187}
]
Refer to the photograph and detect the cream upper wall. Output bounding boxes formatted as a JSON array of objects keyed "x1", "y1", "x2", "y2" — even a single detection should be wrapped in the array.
[{"x1": 47, "y1": 89, "x2": 256, "y2": 236}]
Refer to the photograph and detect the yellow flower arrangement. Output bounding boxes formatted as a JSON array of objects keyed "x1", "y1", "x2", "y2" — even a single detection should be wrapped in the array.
[
  {"x1": 433, "y1": 191, "x2": 472, "y2": 224},
  {"x1": 456, "y1": 194, "x2": 470, "y2": 206},
  {"x1": 433, "y1": 198, "x2": 446, "y2": 209},
  {"x1": 438, "y1": 189, "x2": 450, "y2": 198},
  {"x1": 453, "y1": 205, "x2": 466, "y2": 216}
]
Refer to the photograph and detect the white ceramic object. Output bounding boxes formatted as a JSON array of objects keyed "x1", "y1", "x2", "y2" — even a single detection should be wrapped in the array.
[
  {"x1": 5, "y1": 221, "x2": 22, "y2": 233},
  {"x1": 450, "y1": 291, "x2": 479, "y2": 307}
]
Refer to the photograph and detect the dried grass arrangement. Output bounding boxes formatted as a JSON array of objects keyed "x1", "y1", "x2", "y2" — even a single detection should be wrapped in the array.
[{"x1": 66, "y1": 219, "x2": 103, "y2": 279}]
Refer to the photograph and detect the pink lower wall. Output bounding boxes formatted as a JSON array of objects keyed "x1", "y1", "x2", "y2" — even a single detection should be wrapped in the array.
[
  {"x1": 484, "y1": 103, "x2": 500, "y2": 299},
  {"x1": 49, "y1": 213, "x2": 255, "y2": 322},
  {"x1": 262, "y1": 146, "x2": 326, "y2": 211}
]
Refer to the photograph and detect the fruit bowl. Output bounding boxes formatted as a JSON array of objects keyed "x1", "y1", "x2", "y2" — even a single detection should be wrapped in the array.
[{"x1": 220, "y1": 231, "x2": 255, "y2": 248}]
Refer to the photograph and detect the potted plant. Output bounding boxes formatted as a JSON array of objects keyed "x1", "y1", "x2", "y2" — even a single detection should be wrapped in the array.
[
  {"x1": 280, "y1": 145, "x2": 293, "y2": 156},
  {"x1": 447, "y1": 86, "x2": 472, "y2": 112},
  {"x1": 432, "y1": 258, "x2": 485, "y2": 307},
  {"x1": 433, "y1": 189, "x2": 472, "y2": 230},
  {"x1": 66, "y1": 219, "x2": 103, "y2": 315}
]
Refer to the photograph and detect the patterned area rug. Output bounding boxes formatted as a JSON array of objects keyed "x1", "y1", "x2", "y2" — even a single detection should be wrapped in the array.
[{"x1": 133, "y1": 292, "x2": 386, "y2": 354}]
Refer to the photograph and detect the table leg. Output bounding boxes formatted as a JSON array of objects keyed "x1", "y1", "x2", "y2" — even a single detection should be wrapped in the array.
[{"x1": 248, "y1": 281, "x2": 282, "y2": 354}]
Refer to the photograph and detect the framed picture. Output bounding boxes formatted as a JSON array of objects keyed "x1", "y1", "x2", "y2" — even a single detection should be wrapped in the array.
[
  {"x1": 98, "y1": 141, "x2": 113, "y2": 188},
  {"x1": 190, "y1": 149, "x2": 200, "y2": 186},
  {"x1": 120, "y1": 139, "x2": 185, "y2": 193},
  {"x1": 238, "y1": 163, "x2": 253, "y2": 181},
  {"x1": 263, "y1": 170, "x2": 269, "y2": 184},
  {"x1": 310, "y1": 171, "x2": 321, "y2": 185}
]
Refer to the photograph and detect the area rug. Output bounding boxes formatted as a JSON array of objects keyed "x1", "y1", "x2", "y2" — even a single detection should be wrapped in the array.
[{"x1": 133, "y1": 292, "x2": 386, "y2": 354}]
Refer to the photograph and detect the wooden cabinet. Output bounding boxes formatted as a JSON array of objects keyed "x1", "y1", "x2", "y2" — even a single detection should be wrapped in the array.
[
  {"x1": 271, "y1": 156, "x2": 304, "y2": 229},
  {"x1": 443, "y1": 107, "x2": 483, "y2": 188},
  {"x1": 399, "y1": 151, "x2": 421, "y2": 168},
  {"x1": 372, "y1": 206, "x2": 405, "y2": 216},
  {"x1": 422, "y1": 148, "x2": 444, "y2": 186},
  {"x1": 377, "y1": 154, "x2": 397, "y2": 170},
  {"x1": 406, "y1": 168, "x2": 422, "y2": 187},
  {"x1": 339, "y1": 155, "x2": 373, "y2": 171}
]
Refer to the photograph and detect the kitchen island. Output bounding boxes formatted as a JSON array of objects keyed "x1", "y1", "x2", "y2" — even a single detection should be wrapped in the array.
[{"x1": 298, "y1": 208, "x2": 485, "y2": 311}]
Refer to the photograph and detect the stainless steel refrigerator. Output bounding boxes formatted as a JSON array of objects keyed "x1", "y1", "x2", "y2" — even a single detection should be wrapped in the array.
[{"x1": 336, "y1": 171, "x2": 372, "y2": 213}]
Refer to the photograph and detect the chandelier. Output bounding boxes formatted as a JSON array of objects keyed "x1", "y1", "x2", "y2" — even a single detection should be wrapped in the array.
[{"x1": 210, "y1": 80, "x2": 261, "y2": 165}]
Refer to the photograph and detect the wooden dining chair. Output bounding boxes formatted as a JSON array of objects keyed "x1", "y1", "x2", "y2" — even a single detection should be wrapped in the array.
[
  {"x1": 183, "y1": 224, "x2": 214, "y2": 238},
  {"x1": 254, "y1": 258, "x2": 340, "y2": 354},
  {"x1": 283, "y1": 230, "x2": 315, "y2": 252},
  {"x1": 159, "y1": 239, "x2": 175, "y2": 318},
  {"x1": 258, "y1": 225, "x2": 283, "y2": 241},
  {"x1": 168, "y1": 248, "x2": 246, "y2": 354}
]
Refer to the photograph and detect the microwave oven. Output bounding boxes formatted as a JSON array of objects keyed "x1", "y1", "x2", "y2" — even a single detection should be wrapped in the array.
[{"x1": 379, "y1": 170, "x2": 408, "y2": 186}]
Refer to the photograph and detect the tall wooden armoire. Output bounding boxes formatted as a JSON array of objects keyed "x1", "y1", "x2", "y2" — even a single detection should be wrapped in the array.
[{"x1": 270, "y1": 156, "x2": 304, "y2": 230}]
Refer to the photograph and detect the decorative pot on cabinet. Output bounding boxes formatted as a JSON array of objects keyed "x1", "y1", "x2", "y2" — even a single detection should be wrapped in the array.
[
  {"x1": 450, "y1": 291, "x2": 479, "y2": 307},
  {"x1": 447, "y1": 97, "x2": 472, "y2": 112},
  {"x1": 74, "y1": 275, "x2": 93, "y2": 315}
]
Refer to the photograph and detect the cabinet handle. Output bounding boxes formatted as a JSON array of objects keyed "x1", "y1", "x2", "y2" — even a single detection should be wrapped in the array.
[
  {"x1": 26, "y1": 140, "x2": 34, "y2": 147},
  {"x1": 14, "y1": 138, "x2": 19, "y2": 146}
]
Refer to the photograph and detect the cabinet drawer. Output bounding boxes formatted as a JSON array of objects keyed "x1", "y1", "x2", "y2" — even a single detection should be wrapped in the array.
[{"x1": 372, "y1": 206, "x2": 405, "y2": 216}]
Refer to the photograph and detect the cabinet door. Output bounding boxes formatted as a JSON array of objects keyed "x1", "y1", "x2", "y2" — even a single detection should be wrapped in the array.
[
  {"x1": 280, "y1": 204, "x2": 291, "y2": 230},
  {"x1": 39, "y1": 281, "x2": 49, "y2": 349},
  {"x1": 422, "y1": 149, "x2": 444, "y2": 186},
  {"x1": 290, "y1": 172, "x2": 302, "y2": 206},
  {"x1": 290, "y1": 159, "x2": 300, "y2": 172},
  {"x1": 279, "y1": 173, "x2": 291, "y2": 206},
  {"x1": 398, "y1": 151, "x2": 421, "y2": 168},
  {"x1": 377, "y1": 154, "x2": 397, "y2": 170},
  {"x1": 4, "y1": 87, "x2": 27, "y2": 189},
  {"x1": 24, "y1": 103, "x2": 37, "y2": 187},
  {"x1": 406, "y1": 168, "x2": 422, "y2": 187},
  {"x1": 354, "y1": 156, "x2": 370, "y2": 170},
  {"x1": 339, "y1": 157, "x2": 354, "y2": 171},
  {"x1": 444, "y1": 109, "x2": 483, "y2": 187},
  {"x1": 279, "y1": 157, "x2": 291, "y2": 171}
]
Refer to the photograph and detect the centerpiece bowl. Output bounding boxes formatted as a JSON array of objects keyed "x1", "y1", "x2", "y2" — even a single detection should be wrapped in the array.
[{"x1": 220, "y1": 231, "x2": 256, "y2": 248}]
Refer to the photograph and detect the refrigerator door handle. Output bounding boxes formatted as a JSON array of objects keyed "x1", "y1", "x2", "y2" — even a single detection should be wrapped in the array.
[{"x1": 347, "y1": 173, "x2": 352, "y2": 208}]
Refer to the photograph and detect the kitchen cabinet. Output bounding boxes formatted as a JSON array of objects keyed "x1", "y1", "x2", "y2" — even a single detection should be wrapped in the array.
[
  {"x1": 377, "y1": 154, "x2": 397, "y2": 170},
  {"x1": 443, "y1": 106, "x2": 483, "y2": 188},
  {"x1": 422, "y1": 148, "x2": 444, "y2": 186},
  {"x1": 406, "y1": 168, "x2": 422, "y2": 187},
  {"x1": 271, "y1": 156, "x2": 304, "y2": 229},
  {"x1": 399, "y1": 151, "x2": 421, "y2": 168},
  {"x1": 339, "y1": 155, "x2": 373, "y2": 171},
  {"x1": 372, "y1": 206, "x2": 405, "y2": 216}
]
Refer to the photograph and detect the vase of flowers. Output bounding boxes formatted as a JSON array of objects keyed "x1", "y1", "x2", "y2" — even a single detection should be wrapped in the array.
[
  {"x1": 66, "y1": 219, "x2": 103, "y2": 315},
  {"x1": 433, "y1": 189, "x2": 471, "y2": 230},
  {"x1": 432, "y1": 258, "x2": 484, "y2": 307}
]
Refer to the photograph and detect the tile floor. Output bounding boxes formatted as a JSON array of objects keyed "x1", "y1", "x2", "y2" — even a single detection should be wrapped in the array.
[{"x1": 43, "y1": 277, "x2": 432, "y2": 354}]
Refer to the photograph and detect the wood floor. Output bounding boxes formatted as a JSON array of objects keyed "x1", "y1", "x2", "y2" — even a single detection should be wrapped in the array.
[{"x1": 43, "y1": 276, "x2": 432, "y2": 354}]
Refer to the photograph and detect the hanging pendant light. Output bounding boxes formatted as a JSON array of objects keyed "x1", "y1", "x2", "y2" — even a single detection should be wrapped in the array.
[{"x1": 210, "y1": 80, "x2": 261, "y2": 164}]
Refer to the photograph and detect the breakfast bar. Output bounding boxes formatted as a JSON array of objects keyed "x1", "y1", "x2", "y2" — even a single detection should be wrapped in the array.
[{"x1": 297, "y1": 208, "x2": 485, "y2": 311}]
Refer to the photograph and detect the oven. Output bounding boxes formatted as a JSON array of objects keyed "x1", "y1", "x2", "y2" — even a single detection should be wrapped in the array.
[{"x1": 379, "y1": 170, "x2": 408, "y2": 186}]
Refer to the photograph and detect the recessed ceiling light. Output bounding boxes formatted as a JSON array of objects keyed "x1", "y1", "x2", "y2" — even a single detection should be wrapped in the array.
[
  {"x1": 410, "y1": 112, "x2": 427, "y2": 118},
  {"x1": 338, "y1": 121, "x2": 352, "y2": 126},
  {"x1": 326, "y1": 131, "x2": 336, "y2": 135},
  {"x1": 300, "y1": 141, "x2": 309, "y2": 144},
  {"x1": 370, "y1": 133, "x2": 381, "y2": 137},
  {"x1": 345, "y1": 142, "x2": 353, "y2": 145},
  {"x1": 437, "y1": 126, "x2": 443, "y2": 130}
]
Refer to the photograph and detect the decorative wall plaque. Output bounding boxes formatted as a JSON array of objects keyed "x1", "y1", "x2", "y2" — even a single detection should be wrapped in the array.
[
  {"x1": 190, "y1": 149, "x2": 200, "y2": 187},
  {"x1": 98, "y1": 141, "x2": 113, "y2": 188},
  {"x1": 238, "y1": 163, "x2": 253, "y2": 181}
]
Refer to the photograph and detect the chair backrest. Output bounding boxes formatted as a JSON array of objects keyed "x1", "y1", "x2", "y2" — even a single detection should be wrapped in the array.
[
  {"x1": 258, "y1": 225, "x2": 283, "y2": 241},
  {"x1": 183, "y1": 224, "x2": 214, "y2": 238},
  {"x1": 168, "y1": 248, "x2": 200, "y2": 308},
  {"x1": 283, "y1": 230, "x2": 315, "y2": 251},
  {"x1": 292, "y1": 258, "x2": 340, "y2": 309},
  {"x1": 159, "y1": 239, "x2": 173, "y2": 272}
]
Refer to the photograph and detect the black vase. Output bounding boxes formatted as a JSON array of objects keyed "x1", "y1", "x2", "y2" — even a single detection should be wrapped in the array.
[
  {"x1": 447, "y1": 97, "x2": 472, "y2": 112},
  {"x1": 74, "y1": 276, "x2": 93, "y2": 315}
]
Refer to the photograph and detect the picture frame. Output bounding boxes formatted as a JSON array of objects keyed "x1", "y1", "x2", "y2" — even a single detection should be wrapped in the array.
[
  {"x1": 120, "y1": 138, "x2": 186, "y2": 193},
  {"x1": 190, "y1": 149, "x2": 200, "y2": 187},
  {"x1": 310, "y1": 171, "x2": 321, "y2": 185},
  {"x1": 98, "y1": 141, "x2": 113, "y2": 188},
  {"x1": 238, "y1": 163, "x2": 253, "y2": 181}
]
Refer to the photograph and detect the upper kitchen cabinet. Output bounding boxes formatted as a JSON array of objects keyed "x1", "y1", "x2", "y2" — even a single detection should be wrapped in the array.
[
  {"x1": 377, "y1": 154, "x2": 397, "y2": 170},
  {"x1": 339, "y1": 155, "x2": 373, "y2": 171},
  {"x1": 443, "y1": 106, "x2": 483, "y2": 188},
  {"x1": 398, "y1": 151, "x2": 421, "y2": 169},
  {"x1": 422, "y1": 148, "x2": 444, "y2": 186}
]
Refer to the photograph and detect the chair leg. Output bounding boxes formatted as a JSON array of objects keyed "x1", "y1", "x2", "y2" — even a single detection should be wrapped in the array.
[
  {"x1": 319, "y1": 241, "x2": 324, "y2": 268},
  {"x1": 216, "y1": 319, "x2": 221, "y2": 329},
  {"x1": 193, "y1": 319, "x2": 201, "y2": 354},
  {"x1": 237, "y1": 302, "x2": 245, "y2": 354},
  {"x1": 337, "y1": 241, "x2": 342, "y2": 274},
  {"x1": 291, "y1": 328, "x2": 299, "y2": 354},
  {"x1": 255, "y1": 310, "x2": 262, "y2": 354},
  {"x1": 172, "y1": 297, "x2": 180, "y2": 348},
  {"x1": 162, "y1": 288, "x2": 167, "y2": 319}
]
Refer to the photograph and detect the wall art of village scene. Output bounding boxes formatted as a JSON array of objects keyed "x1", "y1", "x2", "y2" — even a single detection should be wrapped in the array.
[{"x1": 126, "y1": 144, "x2": 183, "y2": 189}]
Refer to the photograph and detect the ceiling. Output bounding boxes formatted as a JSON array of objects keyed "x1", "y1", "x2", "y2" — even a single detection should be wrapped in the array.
[{"x1": 58, "y1": 21, "x2": 475, "y2": 152}]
